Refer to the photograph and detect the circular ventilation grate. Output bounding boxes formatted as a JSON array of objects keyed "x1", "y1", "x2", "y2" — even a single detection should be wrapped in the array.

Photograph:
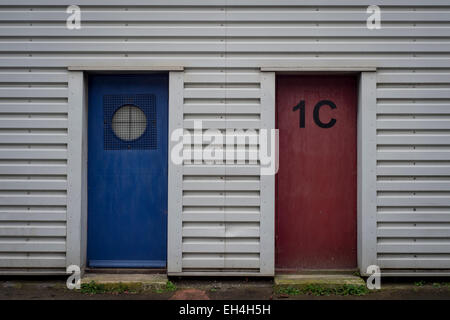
[{"x1": 111, "y1": 104, "x2": 147, "y2": 141}]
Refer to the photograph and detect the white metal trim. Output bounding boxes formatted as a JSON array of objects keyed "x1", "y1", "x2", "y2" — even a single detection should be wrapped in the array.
[
  {"x1": 380, "y1": 271, "x2": 450, "y2": 277},
  {"x1": 66, "y1": 71, "x2": 86, "y2": 271},
  {"x1": 68, "y1": 66, "x2": 184, "y2": 71},
  {"x1": 68, "y1": 70, "x2": 180, "y2": 274},
  {"x1": 261, "y1": 67, "x2": 377, "y2": 72},
  {"x1": 259, "y1": 72, "x2": 275, "y2": 276},
  {"x1": 167, "y1": 71, "x2": 184, "y2": 274},
  {"x1": 261, "y1": 68, "x2": 377, "y2": 276},
  {"x1": 358, "y1": 72, "x2": 378, "y2": 276},
  {"x1": 7, "y1": 0, "x2": 448, "y2": 6}
]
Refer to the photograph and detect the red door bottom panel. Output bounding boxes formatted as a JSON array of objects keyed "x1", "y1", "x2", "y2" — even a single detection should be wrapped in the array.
[{"x1": 276, "y1": 75, "x2": 357, "y2": 271}]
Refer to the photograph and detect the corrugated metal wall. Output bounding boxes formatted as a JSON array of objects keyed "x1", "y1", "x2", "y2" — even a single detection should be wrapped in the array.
[
  {"x1": 376, "y1": 69, "x2": 450, "y2": 273},
  {"x1": 0, "y1": 67, "x2": 68, "y2": 274},
  {"x1": 181, "y1": 68, "x2": 262, "y2": 273},
  {"x1": 0, "y1": 0, "x2": 449, "y2": 275}
]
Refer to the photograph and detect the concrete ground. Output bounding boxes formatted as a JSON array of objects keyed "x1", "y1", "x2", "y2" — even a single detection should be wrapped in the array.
[{"x1": 1, "y1": 275, "x2": 450, "y2": 300}]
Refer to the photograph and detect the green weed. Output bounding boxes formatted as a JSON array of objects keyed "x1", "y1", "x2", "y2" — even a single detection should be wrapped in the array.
[
  {"x1": 80, "y1": 281, "x2": 139, "y2": 294},
  {"x1": 276, "y1": 284, "x2": 368, "y2": 297},
  {"x1": 277, "y1": 286, "x2": 301, "y2": 295},
  {"x1": 155, "y1": 280, "x2": 177, "y2": 293},
  {"x1": 414, "y1": 281, "x2": 426, "y2": 287}
]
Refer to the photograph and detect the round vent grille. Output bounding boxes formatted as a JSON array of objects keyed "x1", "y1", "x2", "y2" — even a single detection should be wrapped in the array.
[{"x1": 111, "y1": 105, "x2": 147, "y2": 141}]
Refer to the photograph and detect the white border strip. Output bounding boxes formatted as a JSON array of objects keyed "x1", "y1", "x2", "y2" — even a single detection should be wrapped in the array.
[
  {"x1": 358, "y1": 72, "x2": 378, "y2": 275},
  {"x1": 69, "y1": 66, "x2": 184, "y2": 71},
  {"x1": 261, "y1": 67, "x2": 376, "y2": 72},
  {"x1": 167, "y1": 71, "x2": 184, "y2": 274},
  {"x1": 67, "y1": 71, "x2": 87, "y2": 271},
  {"x1": 259, "y1": 72, "x2": 275, "y2": 276}
]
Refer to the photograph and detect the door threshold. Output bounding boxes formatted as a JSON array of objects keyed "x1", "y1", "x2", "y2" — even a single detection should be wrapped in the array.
[
  {"x1": 275, "y1": 268, "x2": 358, "y2": 276},
  {"x1": 81, "y1": 272, "x2": 168, "y2": 289},
  {"x1": 274, "y1": 273, "x2": 365, "y2": 290}
]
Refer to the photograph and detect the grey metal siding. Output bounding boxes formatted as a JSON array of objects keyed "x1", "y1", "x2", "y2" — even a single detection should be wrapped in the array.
[
  {"x1": 0, "y1": 1, "x2": 449, "y2": 275},
  {"x1": 180, "y1": 67, "x2": 263, "y2": 273},
  {"x1": 376, "y1": 69, "x2": 450, "y2": 272},
  {"x1": 0, "y1": 67, "x2": 68, "y2": 274}
]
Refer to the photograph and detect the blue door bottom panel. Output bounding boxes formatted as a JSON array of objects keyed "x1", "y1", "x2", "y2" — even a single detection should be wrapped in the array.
[{"x1": 89, "y1": 260, "x2": 166, "y2": 268}]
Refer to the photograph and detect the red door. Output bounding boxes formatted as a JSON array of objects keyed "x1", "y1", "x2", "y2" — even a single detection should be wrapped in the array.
[{"x1": 276, "y1": 75, "x2": 357, "y2": 271}]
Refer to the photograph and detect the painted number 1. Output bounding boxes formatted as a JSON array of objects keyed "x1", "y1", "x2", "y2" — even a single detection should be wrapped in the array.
[{"x1": 293, "y1": 99, "x2": 337, "y2": 129}]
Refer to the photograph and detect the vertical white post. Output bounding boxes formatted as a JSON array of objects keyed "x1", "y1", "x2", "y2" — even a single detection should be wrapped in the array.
[
  {"x1": 259, "y1": 72, "x2": 275, "y2": 276},
  {"x1": 167, "y1": 71, "x2": 184, "y2": 274},
  {"x1": 358, "y1": 71, "x2": 378, "y2": 275},
  {"x1": 67, "y1": 71, "x2": 87, "y2": 272}
]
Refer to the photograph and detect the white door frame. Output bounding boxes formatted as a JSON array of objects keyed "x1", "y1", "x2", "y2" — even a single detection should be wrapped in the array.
[
  {"x1": 66, "y1": 68, "x2": 183, "y2": 274},
  {"x1": 261, "y1": 67, "x2": 378, "y2": 276}
]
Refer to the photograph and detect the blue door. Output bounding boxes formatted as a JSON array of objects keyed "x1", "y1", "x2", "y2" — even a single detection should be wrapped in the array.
[{"x1": 87, "y1": 74, "x2": 168, "y2": 268}]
